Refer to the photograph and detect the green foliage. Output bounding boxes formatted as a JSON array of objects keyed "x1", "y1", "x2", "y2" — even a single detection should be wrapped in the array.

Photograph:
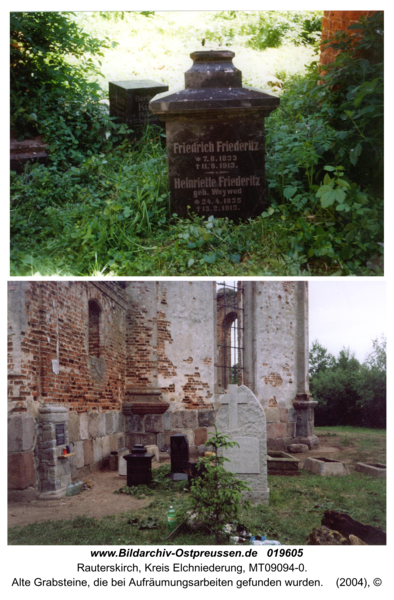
[
  {"x1": 10, "y1": 12, "x2": 120, "y2": 165},
  {"x1": 238, "y1": 11, "x2": 322, "y2": 50},
  {"x1": 310, "y1": 338, "x2": 386, "y2": 429},
  {"x1": 315, "y1": 11, "x2": 383, "y2": 189},
  {"x1": 10, "y1": 11, "x2": 383, "y2": 276},
  {"x1": 8, "y1": 428, "x2": 386, "y2": 546},
  {"x1": 309, "y1": 341, "x2": 336, "y2": 377},
  {"x1": 264, "y1": 12, "x2": 384, "y2": 272},
  {"x1": 182, "y1": 427, "x2": 251, "y2": 542}
]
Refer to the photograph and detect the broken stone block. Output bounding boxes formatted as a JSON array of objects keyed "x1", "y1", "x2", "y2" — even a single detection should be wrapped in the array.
[
  {"x1": 306, "y1": 525, "x2": 348, "y2": 545},
  {"x1": 304, "y1": 457, "x2": 349, "y2": 476},
  {"x1": 287, "y1": 443, "x2": 309, "y2": 453},
  {"x1": 355, "y1": 462, "x2": 386, "y2": 478}
]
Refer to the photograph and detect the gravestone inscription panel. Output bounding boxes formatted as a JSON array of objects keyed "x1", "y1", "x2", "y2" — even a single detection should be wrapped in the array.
[
  {"x1": 150, "y1": 50, "x2": 279, "y2": 221},
  {"x1": 166, "y1": 120, "x2": 265, "y2": 219},
  {"x1": 216, "y1": 384, "x2": 269, "y2": 504},
  {"x1": 109, "y1": 80, "x2": 168, "y2": 133}
]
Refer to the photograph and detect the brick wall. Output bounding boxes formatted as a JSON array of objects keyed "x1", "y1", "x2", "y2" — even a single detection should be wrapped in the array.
[{"x1": 320, "y1": 11, "x2": 378, "y2": 66}]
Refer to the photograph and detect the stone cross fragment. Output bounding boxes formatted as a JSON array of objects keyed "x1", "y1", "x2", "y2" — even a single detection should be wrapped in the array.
[{"x1": 219, "y1": 384, "x2": 247, "y2": 430}]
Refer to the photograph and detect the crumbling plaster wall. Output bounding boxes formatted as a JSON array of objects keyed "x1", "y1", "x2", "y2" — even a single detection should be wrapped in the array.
[
  {"x1": 157, "y1": 281, "x2": 216, "y2": 409},
  {"x1": 244, "y1": 281, "x2": 309, "y2": 447}
]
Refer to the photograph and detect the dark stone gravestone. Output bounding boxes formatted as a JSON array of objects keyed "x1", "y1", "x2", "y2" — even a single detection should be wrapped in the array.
[
  {"x1": 109, "y1": 80, "x2": 169, "y2": 137},
  {"x1": 55, "y1": 423, "x2": 66, "y2": 446},
  {"x1": 150, "y1": 50, "x2": 280, "y2": 220},
  {"x1": 170, "y1": 433, "x2": 189, "y2": 481},
  {"x1": 124, "y1": 444, "x2": 154, "y2": 486}
]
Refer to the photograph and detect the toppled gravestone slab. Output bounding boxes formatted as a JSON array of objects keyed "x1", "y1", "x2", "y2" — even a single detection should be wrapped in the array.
[
  {"x1": 10, "y1": 134, "x2": 48, "y2": 172},
  {"x1": 322, "y1": 510, "x2": 386, "y2": 545}
]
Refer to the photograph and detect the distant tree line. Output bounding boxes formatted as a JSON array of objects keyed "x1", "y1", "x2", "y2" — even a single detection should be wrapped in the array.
[{"x1": 309, "y1": 337, "x2": 386, "y2": 429}]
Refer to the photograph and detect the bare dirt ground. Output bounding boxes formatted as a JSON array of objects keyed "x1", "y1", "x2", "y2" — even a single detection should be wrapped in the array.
[
  {"x1": 9, "y1": 434, "x2": 381, "y2": 530},
  {"x1": 8, "y1": 461, "x2": 170, "y2": 529}
]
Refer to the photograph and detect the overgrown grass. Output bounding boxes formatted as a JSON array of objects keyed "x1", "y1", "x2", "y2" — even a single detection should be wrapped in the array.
[
  {"x1": 8, "y1": 427, "x2": 386, "y2": 546},
  {"x1": 10, "y1": 11, "x2": 383, "y2": 276}
]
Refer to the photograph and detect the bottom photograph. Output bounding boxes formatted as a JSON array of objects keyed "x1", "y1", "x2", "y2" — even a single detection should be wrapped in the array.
[{"x1": 7, "y1": 280, "x2": 386, "y2": 546}]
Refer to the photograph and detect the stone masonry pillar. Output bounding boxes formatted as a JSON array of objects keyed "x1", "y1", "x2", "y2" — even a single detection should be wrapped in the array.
[
  {"x1": 37, "y1": 404, "x2": 71, "y2": 499},
  {"x1": 294, "y1": 282, "x2": 319, "y2": 449}
]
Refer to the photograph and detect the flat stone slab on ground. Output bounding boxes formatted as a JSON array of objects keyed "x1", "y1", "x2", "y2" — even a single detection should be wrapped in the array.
[
  {"x1": 267, "y1": 451, "x2": 300, "y2": 475},
  {"x1": 355, "y1": 462, "x2": 386, "y2": 478},
  {"x1": 304, "y1": 457, "x2": 349, "y2": 476}
]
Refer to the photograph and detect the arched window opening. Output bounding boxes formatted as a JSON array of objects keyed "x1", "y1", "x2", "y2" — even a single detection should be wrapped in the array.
[
  {"x1": 217, "y1": 282, "x2": 244, "y2": 390},
  {"x1": 88, "y1": 300, "x2": 101, "y2": 358}
]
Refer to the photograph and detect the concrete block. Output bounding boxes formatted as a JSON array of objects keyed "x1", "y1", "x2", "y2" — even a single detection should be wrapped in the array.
[
  {"x1": 80, "y1": 413, "x2": 89, "y2": 440},
  {"x1": 288, "y1": 443, "x2": 309, "y2": 453},
  {"x1": 118, "y1": 449, "x2": 129, "y2": 477},
  {"x1": 145, "y1": 414, "x2": 163, "y2": 433},
  {"x1": 171, "y1": 410, "x2": 198, "y2": 429},
  {"x1": 109, "y1": 433, "x2": 118, "y2": 452},
  {"x1": 194, "y1": 428, "x2": 207, "y2": 446},
  {"x1": 83, "y1": 439, "x2": 94, "y2": 465},
  {"x1": 197, "y1": 410, "x2": 215, "y2": 427},
  {"x1": 106, "y1": 412, "x2": 114, "y2": 435},
  {"x1": 125, "y1": 414, "x2": 143, "y2": 433},
  {"x1": 93, "y1": 438, "x2": 103, "y2": 463},
  {"x1": 117, "y1": 412, "x2": 125, "y2": 433},
  {"x1": 8, "y1": 452, "x2": 36, "y2": 489},
  {"x1": 73, "y1": 440, "x2": 84, "y2": 469},
  {"x1": 68, "y1": 412, "x2": 80, "y2": 442},
  {"x1": 88, "y1": 412, "x2": 100, "y2": 438},
  {"x1": 304, "y1": 457, "x2": 349, "y2": 476},
  {"x1": 163, "y1": 411, "x2": 171, "y2": 431},
  {"x1": 8, "y1": 413, "x2": 35, "y2": 452},
  {"x1": 265, "y1": 408, "x2": 280, "y2": 423},
  {"x1": 99, "y1": 413, "x2": 106, "y2": 437},
  {"x1": 116, "y1": 432, "x2": 125, "y2": 450},
  {"x1": 146, "y1": 445, "x2": 159, "y2": 462},
  {"x1": 102, "y1": 435, "x2": 111, "y2": 459}
]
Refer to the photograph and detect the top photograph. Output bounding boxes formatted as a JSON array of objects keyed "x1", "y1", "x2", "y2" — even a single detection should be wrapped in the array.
[{"x1": 10, "y1": 10, "x2": 384, "y2": 277}]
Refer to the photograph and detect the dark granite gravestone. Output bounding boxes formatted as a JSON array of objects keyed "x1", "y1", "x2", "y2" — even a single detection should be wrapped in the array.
[
  {"x1": 170, "y1": 433, "x2": 189, "y2": 481},
  {"x1": 109, "y1": 80, "x2": 168, "y2": 136},
  {"x1": 149, "y1": 50, "x2": 280, "y2": 221},
  {"x1": 55, "y1": 423, "x2": 66, "y2": 446}
]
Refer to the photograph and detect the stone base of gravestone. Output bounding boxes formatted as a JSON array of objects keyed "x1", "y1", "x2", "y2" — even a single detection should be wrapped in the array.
[
  {"x1": 109, "y1": 80, "x2": 168, "y2": 138},
  {"x1": 216, "y1": 385, "x2": 269, "y2": 505},
  {"x1": 170, "y1": 433, "x2": 190, "y2": 480},
  {"x1": 118, "y1": 448, "x2": 130, "y2": 477}
]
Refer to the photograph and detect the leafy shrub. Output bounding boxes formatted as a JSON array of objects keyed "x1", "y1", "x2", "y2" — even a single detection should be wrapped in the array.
[
  {"x1": 182, "y1": 427, "x2": 251, "y2": 543},
  {"x1": 264, "y1": 12, "x2": 384, "y2": 271},
  {"x1": 11, "y1": 12, "x2": 119, "y2": 165}
]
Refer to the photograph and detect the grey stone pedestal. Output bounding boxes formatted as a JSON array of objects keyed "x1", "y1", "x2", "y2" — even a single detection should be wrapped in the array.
[{"x1": 37, "y1": 404, "x2": 71, "y2": 499}]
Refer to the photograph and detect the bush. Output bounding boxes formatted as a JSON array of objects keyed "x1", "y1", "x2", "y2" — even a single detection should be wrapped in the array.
[
  {"x1": 264, "y1": 12, "x2": 384, "y2": 271},
  {"x1": 183, "y1": 428, "x2": 251, "y2": 543},
  {"x1": 310, "y1": 339, "x2": 386, "y2": 429},
  {"x1": 11, "y1": 12, "x2": 120, "y2": 165}
]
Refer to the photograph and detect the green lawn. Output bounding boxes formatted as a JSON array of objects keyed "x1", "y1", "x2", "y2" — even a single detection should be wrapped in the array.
[{"x1": 8, "y1": 427, "x2": 386, "y2": 546}]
